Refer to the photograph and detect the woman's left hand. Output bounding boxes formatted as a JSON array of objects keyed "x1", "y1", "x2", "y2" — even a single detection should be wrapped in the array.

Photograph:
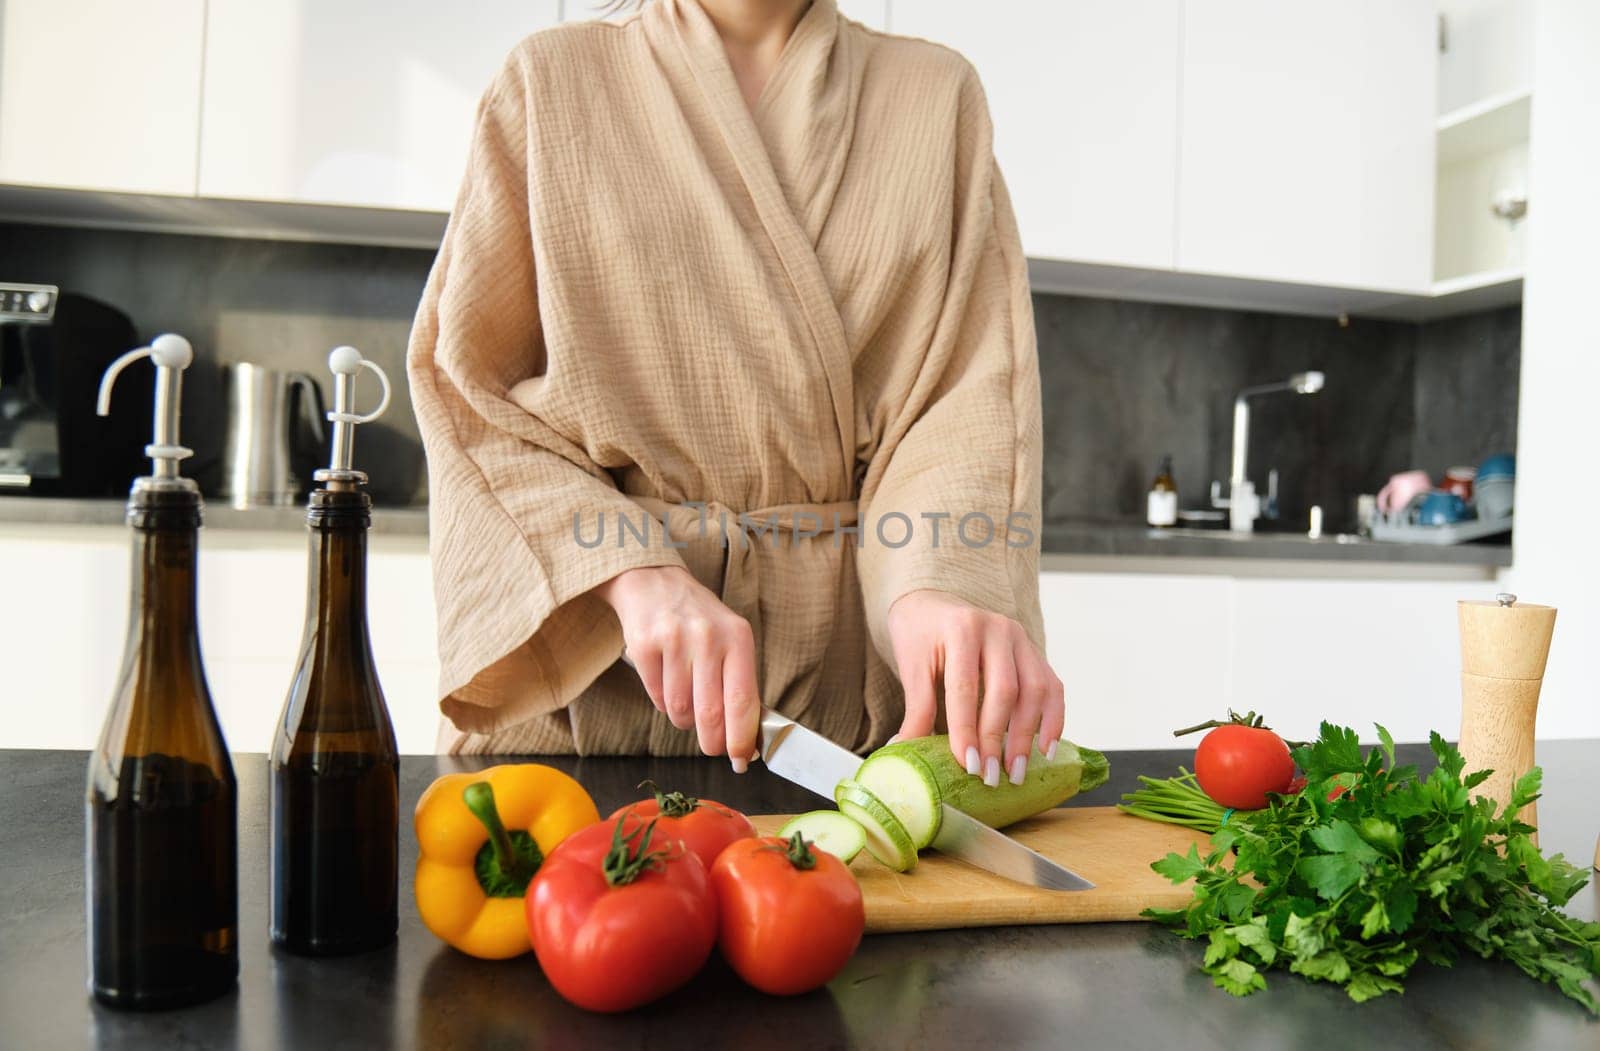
[{"x1": 885, "y1": 589, "x2": 1065, "y2": 788}]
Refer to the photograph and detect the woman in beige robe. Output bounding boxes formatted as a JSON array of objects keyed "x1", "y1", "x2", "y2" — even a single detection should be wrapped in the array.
[{"x1": 408, "y1": 0, "x2": 1065, "y2": 786}]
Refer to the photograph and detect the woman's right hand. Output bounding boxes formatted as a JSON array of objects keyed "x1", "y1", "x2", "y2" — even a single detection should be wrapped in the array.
[{"x1": 593, "y1": 565, "x2": 761, "y2": 771}]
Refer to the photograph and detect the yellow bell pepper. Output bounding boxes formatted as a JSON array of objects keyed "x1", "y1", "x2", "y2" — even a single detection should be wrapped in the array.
[{"x1": 414, "y1": 764, "x2": 600, "y2": 959}]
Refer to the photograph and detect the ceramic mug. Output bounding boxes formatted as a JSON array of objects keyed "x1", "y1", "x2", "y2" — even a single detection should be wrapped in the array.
[
  {"x1": 1442, "y1": 466, "x2": 1476, "y2": 502},
  {"x1": 1416, "y1": 489, "x2": 1468, "y2": 526},
  {"x1": 1377, "y1": 470, "x2": 1433, "y2": 515},
  {"x1": 1477, "y1": 453, "x2": 1516, "y2": 481},
  {"x1": 1476, "y1": 477, "x2": 1515, "y2": 519}
]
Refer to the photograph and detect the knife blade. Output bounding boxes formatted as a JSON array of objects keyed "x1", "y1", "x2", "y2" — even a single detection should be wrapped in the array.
[
  {"x1": 756, "y1": 707, "x2": 860, "y2": 799},
  {"x1": 931, "y1": 803, "x2": 1094, "y2": 892},
  {"x1": 755, "y1": 708, "x2": 1094, "y2": 892}
]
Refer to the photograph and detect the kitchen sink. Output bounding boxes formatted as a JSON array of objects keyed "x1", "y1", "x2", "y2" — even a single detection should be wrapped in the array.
[{"x1": 1150, "y1": 526, "x2": 1368, "y2": 544}]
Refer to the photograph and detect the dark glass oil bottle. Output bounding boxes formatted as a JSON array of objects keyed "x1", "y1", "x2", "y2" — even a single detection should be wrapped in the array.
[
  {"x1": 88, "y1": 486, "x2": 238, "y2": 1009},
  {"x1": 269, "y1": 486, "x2": 399, "y2": 955}
]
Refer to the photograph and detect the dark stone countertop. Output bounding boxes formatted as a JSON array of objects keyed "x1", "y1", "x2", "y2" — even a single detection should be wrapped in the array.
[
  {"x1": 1042, "y1": 521, "x2": 1512, "y2": 568},
  {"x1": 3, "y1": 742, "x2": 1598, "y2": 1049}
]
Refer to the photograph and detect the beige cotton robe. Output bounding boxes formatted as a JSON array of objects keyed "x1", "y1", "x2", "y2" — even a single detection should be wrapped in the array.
[{"x1": 408, "y1": 0, "x2": 1045, "y2": 755}]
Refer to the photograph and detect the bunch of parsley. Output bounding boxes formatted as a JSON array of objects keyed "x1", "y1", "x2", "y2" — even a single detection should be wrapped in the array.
[{"x1": 1146, "y1": 721, "x2": 1600, "y2": 1011}]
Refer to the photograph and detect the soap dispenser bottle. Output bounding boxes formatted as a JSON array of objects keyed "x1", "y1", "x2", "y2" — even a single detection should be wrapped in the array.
[
  {"x1": 87, "y1": 334, "x2": 238, "y2": 1009},
  {"x1": 269, "y1": 346, "x2": 399, "y2": 955},
  {"x1": 1146, "y1": 454, "x2": 1178, "y2": 528}
]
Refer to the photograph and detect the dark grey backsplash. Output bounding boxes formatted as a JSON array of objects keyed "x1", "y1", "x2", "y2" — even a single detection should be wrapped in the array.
[
  {"x1": 1412, "y1": 306, "x2": 1522, "y2": 479},
  {"x1": 0, "y1": 223, "x2": 436, "y2": 505},
  {"x1": 1036, "y1": 295, "x2": 1520, "y2": 533},
  {"x1": 2, "y1": 223, "x2": 1519, "y2": 527}
]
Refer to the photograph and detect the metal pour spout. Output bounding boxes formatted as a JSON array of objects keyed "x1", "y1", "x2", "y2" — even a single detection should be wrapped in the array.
[
  {"x1": 96, "y1": 333, "x2": 197, "y2": 489},
  {"x1": 315, "y1": 345, "x2": 392, "y2": 490}
]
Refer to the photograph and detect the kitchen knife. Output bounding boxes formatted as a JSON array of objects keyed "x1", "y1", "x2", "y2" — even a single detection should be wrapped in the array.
[{"x1": 756, "y1": 708, "x2": 1094, "y2": 892}]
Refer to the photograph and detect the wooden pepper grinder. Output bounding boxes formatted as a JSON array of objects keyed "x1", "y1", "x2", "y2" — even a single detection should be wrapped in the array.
[{"x1": 1457, "y1": 593, "x2": 1557, "y2": 845}]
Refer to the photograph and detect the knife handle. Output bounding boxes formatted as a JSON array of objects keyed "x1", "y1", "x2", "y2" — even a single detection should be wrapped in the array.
[{"x1": 757, "y1": 707, "x2": 794, "y2": 762}]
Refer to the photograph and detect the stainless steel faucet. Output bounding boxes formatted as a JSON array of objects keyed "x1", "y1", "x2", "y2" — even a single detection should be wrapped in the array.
[{"x1": 1211, "y1": 371, "x2": 1324, "y2": 533}]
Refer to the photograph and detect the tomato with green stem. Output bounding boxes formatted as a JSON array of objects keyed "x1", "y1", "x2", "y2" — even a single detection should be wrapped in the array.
[
  {"x1": 710, "y1": 832, "x2": 865, "y2": 996},
  {"x1": 1175, "y1": 710, "x2": 1297, "y2": 810},
  {"x1": 526, "y1": 814, "x2": 717, "y2": 1013},
  {"x1": 608, "y1": 781, "x2": 754, "y2": 870}
]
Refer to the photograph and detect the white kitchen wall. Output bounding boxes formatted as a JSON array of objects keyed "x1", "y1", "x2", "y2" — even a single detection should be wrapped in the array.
[{"x1": 1498, "y1": 0, "x2": 1600, "y2": 740}]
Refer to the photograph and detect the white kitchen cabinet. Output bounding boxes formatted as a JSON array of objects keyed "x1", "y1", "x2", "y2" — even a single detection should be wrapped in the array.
[
  {"x1": 0, "y1": 524, "x2": 441, "y2": 755},
  {"x1": 199, "y1": 0, "x2": 560, "y2": 213},
  {"x1": 2, "y1": 521, "x2": 1581, "y2": 753},
  {"x1": 1040, "y1": 567, "x2": 1513, "y2": 751},
  {"x1": 0, "y1": 0, "x2": 204, "y2": 195},
  {"x1": 890, "y1": 1, "x2": 1181, "y2": 269},
  {"x1": 1227, "y1": 576, "x2": 1468, "y2": 744},
  {"x1": 1176, "y1": 1, "x2": 1437, "y2": 293},
  {"x1": 201, "y1": 535, "x2": 442, "y2": 755},
  {"x1": 1039, "y1": 570, "x2": 1235, "y2": 750}
]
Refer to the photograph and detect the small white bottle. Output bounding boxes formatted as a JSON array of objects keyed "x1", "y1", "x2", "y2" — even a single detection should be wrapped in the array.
[{"x1": 1146, "y1": 454, "x2": 1178, "y2": 528}]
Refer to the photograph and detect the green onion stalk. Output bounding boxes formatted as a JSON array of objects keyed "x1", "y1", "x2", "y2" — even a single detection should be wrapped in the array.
[{"x1": 1117, "y1": 768, "x2": 1232, "y2": 834}]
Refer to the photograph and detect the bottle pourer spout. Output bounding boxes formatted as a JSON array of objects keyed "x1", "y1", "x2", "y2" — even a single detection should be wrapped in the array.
[
  {"x1": 317, "y1": 345, "x2": 392, "y2": 488},
  {"x1": 97, "y1": 333, "x2": 196, "y2": 485}
]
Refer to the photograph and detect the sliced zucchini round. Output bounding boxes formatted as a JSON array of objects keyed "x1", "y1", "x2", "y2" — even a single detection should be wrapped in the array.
[
  {"x1": 778, "y1": 810, "x2": 867, "y2": 864},
  {"x1": 855, "y1": 750, "x2": 942, "y2": 849},
  {"x1": 834, "y1": 778, "x2": 918, "y2": 873}
]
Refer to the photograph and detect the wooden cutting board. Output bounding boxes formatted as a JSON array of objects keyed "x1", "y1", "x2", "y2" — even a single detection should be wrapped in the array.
[{"x1": 751, "y1": 807, "x2": 1208, "y2": 933}]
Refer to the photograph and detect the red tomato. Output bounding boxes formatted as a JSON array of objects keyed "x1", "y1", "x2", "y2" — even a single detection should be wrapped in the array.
[
  {"x1": 609, "y1": 784, "x2": 754, "y2": 871},
  {"x1": 526, "y1": 814, "x2": 718, "y2": 1013},
  {"x1": 710, "y1": 834, "x2": 865, "y2": 996},
  {"x1": 1194, "y1": 724, "x2": 1295, "y2": 809},
  {"x1": 1327, "y1": 771, "x2": 1374, "y2": 801}
]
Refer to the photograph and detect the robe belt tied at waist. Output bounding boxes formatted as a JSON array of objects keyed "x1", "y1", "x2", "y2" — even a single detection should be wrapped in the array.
[{"x1": 629, "y1": 495, "x2": 859, "y2": 655}]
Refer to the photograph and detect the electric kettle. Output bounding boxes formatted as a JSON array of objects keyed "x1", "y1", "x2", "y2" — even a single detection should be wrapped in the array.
[{"x1": 218, "y1": 363, "x2": 325, "y2": 508}]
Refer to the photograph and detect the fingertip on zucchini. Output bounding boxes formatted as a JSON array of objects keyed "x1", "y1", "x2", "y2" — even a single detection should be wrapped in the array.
[{"x1": 863, "y1": 734, "x2": 1109, "y2": 831}]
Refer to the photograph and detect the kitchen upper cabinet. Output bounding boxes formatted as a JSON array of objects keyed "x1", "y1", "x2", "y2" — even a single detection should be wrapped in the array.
[
  {"x1": 1176, "y1": 1, "x2": 1436, "y2": 293},
  {"x1": 199, "y1": 1, "x2": 560, "y2": 213},
  {"x1": 0, "y1": 0, "x2": 204, "y2": 195},
  {"x1": 890, "y1": 1, "x2": 1181, "y2": 270}
]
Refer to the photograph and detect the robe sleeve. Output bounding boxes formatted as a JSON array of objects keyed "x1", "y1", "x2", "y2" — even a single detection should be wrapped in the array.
[
  {"x1": 408, "y1": 57, "x2": 687, "y2": 736},
  {"x1": 855, "y1": 63, "x2": 1046, "y2": 659}
]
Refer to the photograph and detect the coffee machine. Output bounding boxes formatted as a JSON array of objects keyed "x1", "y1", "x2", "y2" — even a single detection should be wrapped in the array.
[{"x1": 0, "y1": 283, "x2": 149, "y2": 497}]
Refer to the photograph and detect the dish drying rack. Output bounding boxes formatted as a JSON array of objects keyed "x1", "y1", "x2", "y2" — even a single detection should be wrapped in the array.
[{"x1": 1369, "y1": 510, "x2": 1513, "y2": 545}]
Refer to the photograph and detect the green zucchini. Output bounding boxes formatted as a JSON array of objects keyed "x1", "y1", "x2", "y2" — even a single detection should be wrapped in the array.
[
  {"x1": 853, "y1": 748, "x2": 942, "y2": 849},
  {"x1": 859, "y1": 736, "x2": 1109, "y2": 832},
  {"x1": 778, "y1": 810, "x2": 867, "y2": 864},
  {"x1": 834, "y1": 779, "x2": 918, "y2": 872}
]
